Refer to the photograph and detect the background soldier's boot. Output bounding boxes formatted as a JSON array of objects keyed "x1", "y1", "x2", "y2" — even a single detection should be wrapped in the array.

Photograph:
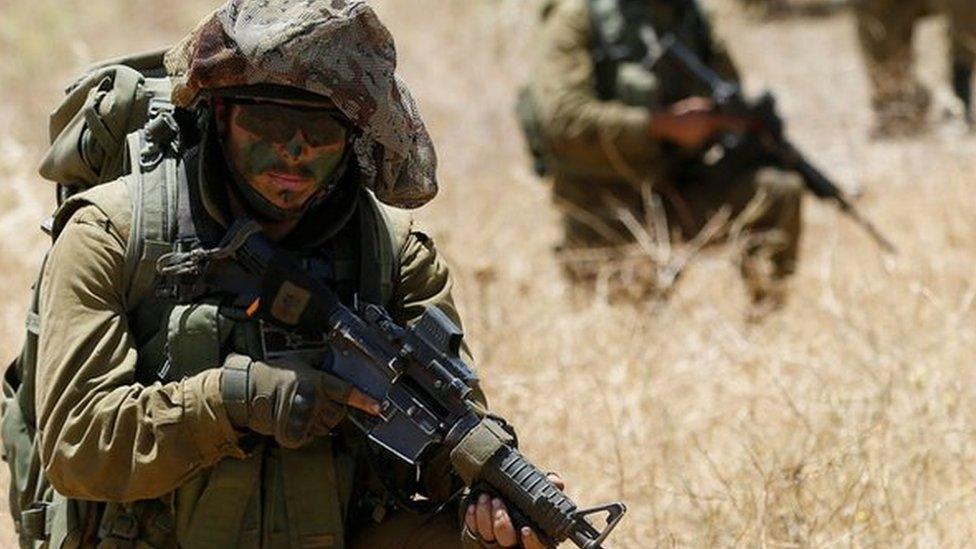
[
  {"x1": 952, "y1": 62, "x2": 974, "y2": 126},
  {"x1": 855, "y1": 0, "x2": 931, "y2": 137},
  {"x1": 945, "y1": 0, "x2": 976, "y2": 126},
  {"x1": 730, "y1": 168, "x2": 802, "y2": 317},
  {"x1": 870, "y1": 79, "x2": 931, "y2": 138},
  {"x1": 741, "y1": 236, "x2": 789, "y2": 320}
]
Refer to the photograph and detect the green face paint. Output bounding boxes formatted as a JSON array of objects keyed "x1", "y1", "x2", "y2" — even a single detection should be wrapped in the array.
[
  {"x1": 234, "y1": 132, "x2": 347, "y2": 184},
  {"x1": 223, "y1": 101, "x2": 350, "y2": 212}
]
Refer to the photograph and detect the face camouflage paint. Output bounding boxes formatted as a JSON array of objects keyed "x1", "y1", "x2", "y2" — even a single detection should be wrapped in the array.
[
  {"x1": 221, "y1": 100, "x2": 351, "y2": 217},
  {"x1": 234, "y1": 133, "x2": 348, "y2": 187}
]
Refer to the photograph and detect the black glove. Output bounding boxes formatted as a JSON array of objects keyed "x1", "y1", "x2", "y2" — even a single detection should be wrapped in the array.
[{"x1": 220, "y1": 353, "x2": 353, "y2": 448}]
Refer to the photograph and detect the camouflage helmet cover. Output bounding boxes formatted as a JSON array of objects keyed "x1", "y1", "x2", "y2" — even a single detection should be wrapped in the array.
[{"x1": 165, "y1": 0, "x2": 437, "y2": 209}]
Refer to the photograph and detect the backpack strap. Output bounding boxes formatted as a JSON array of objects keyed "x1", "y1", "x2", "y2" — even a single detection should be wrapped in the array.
[
  {"x1": 587, "y1": 0, "x2": 634, "y2": 100},
  {"x1": 357, "y1": 192, "x2": 410, "y2": 306},
  {"x1": 6, "y1": 253, "x2": 48, "y2": 433},
  {"x1": 122, "y1": 98, "x2": 181, "y2": 311}
]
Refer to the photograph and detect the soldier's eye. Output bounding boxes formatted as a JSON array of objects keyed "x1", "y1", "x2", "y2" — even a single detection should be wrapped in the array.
[{"x1": 234, "y1": 103, "x2": 349, "y2": 148}]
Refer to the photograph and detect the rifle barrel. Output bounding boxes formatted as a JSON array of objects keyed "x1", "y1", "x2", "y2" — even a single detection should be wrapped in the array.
[
  {"x1": 790, "y1": 149, "x2": 897, "y2": 254},
  {"x1": 651, "y1": 32, "x2": 898, "y2": 254}
]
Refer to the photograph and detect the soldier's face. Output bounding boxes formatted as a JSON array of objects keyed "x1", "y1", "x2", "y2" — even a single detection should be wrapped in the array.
[{"x1": 218, "y1": 100, "x2": 349, "y2": 212}]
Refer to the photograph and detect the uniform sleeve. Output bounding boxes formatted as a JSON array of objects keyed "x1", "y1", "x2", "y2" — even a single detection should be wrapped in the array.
[
  {"x1": 36, "y1": 205, "x2": 244, "y2": 502},
  {"x1": 530, "y1": 0, "x2": 658, "y2": 173},
  {"x1": 388, "y1": 230, "x2": 464, "y2": 333}
]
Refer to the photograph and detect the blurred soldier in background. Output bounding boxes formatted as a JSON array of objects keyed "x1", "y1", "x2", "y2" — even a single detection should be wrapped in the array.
[
  {"x1": 855, "y1": 0, "x2": 976, "y2": 136},
  {"x1": 520, "y1": 0, "x2": 803, "y2": 310}
]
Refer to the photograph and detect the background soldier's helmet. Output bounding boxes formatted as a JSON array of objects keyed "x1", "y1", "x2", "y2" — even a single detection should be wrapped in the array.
[{"x1": 165, "y1": 0, "x2": 438, "y2": 209}]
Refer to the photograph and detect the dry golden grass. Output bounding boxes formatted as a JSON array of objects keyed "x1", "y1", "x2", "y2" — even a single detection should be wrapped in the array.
[{"x1": 2, "y1": 0, "x2": 976, "y2": 547}]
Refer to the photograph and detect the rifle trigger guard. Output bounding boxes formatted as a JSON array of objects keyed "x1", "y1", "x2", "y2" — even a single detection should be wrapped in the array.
[{"x1": 572, "y1": 502, "x2": 627, "y2": 549}]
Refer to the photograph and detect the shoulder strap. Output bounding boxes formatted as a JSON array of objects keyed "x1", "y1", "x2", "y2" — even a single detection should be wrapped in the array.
[
  {"x1": 122, "y1": 98, "x2": 181, "y2": 311},
  {"x1": 123, "y1": 93, "x2": 180, "y2": 310},
  {"x1": 587, "y1": 0, "x2": 642, "y2": 99},
  {"x1": 122, "y1": 156, "x2": 179, "y2": 311},
  {"x1": 6, "y1": 253, "x2": 50, "y2": 433},
  {"x1": 357, "y1": 191, "x2": 403, "y2": 306}
]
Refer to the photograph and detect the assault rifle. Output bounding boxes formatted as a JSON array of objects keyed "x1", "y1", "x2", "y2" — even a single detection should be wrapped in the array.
[
  {"x1": 646, "y1": 32, "x2": 897, "y2": 254},
  {"x1": 157, "y1": 220, "x2": 627, "y2": 549}
]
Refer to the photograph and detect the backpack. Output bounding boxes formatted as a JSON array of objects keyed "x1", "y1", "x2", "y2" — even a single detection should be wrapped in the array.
[{"x1": 1, "y1": 51, "x2": 402, "y2": 547}]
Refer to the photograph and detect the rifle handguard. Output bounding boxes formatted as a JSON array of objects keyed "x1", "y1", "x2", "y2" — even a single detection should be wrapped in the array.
[{"x1": 452, "y1": 419, "x2": 626, "y2": 549}]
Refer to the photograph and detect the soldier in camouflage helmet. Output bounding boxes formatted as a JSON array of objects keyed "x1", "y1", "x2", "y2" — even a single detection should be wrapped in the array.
[
  {"x1": 855, "y1": 0, "x2": 976, "y2": 136},
  {"x1": 34, "y1": 1, "x2": 553, "y2": 547},
  {"x1": 523, "y1": 0, "x2": 803, "y2": 307}
]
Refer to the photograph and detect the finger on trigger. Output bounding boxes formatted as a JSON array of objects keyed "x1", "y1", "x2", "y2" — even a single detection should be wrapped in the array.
[
  {"x1": 312, "y1": 401, "x2": 346, "y2": 432},
  {"x1": 347, "y1": 388, "x2": 381, "y2": 416}
]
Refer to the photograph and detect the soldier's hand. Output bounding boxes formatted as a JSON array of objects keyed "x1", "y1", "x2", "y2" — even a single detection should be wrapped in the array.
[
  {"x1": 650, "y1": 96, "x2": 749, "y2": 149},
  {"x1": 464, "y1": 474, "x2": 565, "y2": 548},
  {"x1": 220, "y1": 353, "x2": 380, "y2": 448}
]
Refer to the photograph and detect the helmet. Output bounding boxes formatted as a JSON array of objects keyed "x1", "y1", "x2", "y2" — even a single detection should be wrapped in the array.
[{"x1": 166, "y1": 0, "x2": 438, "y2": 209}]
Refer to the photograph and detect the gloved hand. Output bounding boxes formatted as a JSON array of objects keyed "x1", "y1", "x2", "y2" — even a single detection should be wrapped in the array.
[{"x1": 220, "y1": 353, "x2": 380, "y2": 448}]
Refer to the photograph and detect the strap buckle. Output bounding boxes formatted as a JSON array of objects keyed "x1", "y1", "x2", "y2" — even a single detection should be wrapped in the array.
[
  {"x1": 21, "y1": 502, "x2": 50, "y2": 541},
  {"x1": 139, "y1": 111, "x2": 180, "y2": 169}
]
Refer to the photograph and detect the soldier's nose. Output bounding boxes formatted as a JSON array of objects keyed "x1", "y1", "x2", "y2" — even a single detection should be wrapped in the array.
[{"x1": 283, "y1": 132, "x2": 307, "y2": 159}]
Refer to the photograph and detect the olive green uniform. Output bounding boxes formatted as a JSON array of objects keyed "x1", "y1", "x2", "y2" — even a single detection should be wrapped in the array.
[
  {"x1": 529, "y1": 0, "x2": 803, "y2": 282},
  {"x1": 855, "y1": 0, "x2": 976, "y2": 132},
  {"x1": 36, "y1": 169, "x2": 469, "y2": 547},
  {"x1": 31, "y1": 0, "x2": 485, "y2": 545}
]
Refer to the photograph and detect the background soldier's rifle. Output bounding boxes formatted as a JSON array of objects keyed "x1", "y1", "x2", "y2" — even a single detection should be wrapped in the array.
[
  {"x1": 646, "y1": 32, "x2": 897, "y2": 254},
  {"x1": 157, "y1": 221, "x2": 627, "y2": 549}
]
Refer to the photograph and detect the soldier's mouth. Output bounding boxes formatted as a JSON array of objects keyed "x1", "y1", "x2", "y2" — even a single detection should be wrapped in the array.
[{"x1": 266, "y1": 171, "x2": 314, "y2": 191}]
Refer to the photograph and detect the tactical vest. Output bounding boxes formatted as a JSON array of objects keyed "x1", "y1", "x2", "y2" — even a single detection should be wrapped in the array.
[
  {"x1": 47, "y1": 161, "x2": 406, "y2": 549},
  {"x1": 587, "y1": 0, "x2": 718, "y2": 107},
  {"x1": 516, "y1": 0, "x2": 720, "y2": 177}
]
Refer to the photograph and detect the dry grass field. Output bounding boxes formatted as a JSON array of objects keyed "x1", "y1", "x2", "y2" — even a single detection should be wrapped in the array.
[{"x1": 2, "y1": 0, "x2": 976, "y2": 547}]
